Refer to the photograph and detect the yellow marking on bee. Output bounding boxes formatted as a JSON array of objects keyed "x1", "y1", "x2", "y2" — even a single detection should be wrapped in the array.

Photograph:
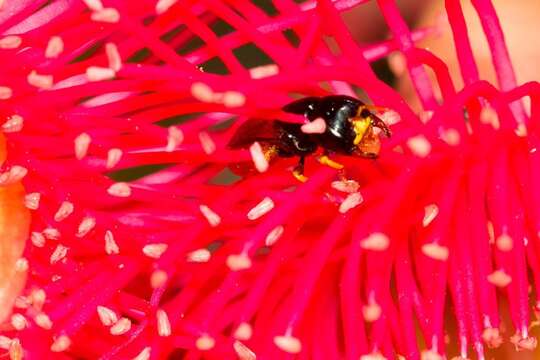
[
  {"x1": 318, "y1": 155, "x2": 344, "y2": 169},
  {"x1": 352, "y1": 117, "x2": 371, "y2": 145}
]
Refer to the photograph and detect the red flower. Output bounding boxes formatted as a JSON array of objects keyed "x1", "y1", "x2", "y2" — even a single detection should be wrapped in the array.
[{"x1": 0, "y1": 0, "x2": 539, "y2": 359}]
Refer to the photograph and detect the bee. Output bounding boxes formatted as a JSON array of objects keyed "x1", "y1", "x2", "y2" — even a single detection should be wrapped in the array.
[{"x1": 228, "y1": 95, "x2": 392, "y2": 182}]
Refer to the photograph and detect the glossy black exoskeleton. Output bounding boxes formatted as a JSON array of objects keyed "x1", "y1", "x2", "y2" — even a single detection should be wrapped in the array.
[{"x1": 228, "y1": 95, "x2": 392, "y2": 181}]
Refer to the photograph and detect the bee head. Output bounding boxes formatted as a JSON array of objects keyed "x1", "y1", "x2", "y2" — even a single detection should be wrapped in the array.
[{"x1": 351, "y1": 106, "x2": 391, "y2": 158}]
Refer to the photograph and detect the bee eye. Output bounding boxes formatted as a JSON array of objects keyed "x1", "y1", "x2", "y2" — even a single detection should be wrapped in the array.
[{"x1": 360, "y1": 109, "x2": 371, "y2": 118}]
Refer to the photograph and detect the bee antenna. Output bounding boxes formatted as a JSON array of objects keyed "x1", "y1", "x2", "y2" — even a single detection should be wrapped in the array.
[{"x1": 371, "y1": 116, "x2": 392, "y2": 137}]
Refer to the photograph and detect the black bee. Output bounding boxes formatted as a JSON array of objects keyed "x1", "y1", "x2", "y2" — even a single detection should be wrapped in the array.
[{"x1": 228, "y1": 95, "x2": 392, "y2": 181}]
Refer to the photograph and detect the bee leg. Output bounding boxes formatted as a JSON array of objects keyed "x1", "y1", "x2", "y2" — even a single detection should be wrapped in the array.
[
  {"x1": 318, "y1": 152, "x2": 344, "y2": 170},
  {"x1": 371, "y1": 116, "x2": 392, "y2": 137},
  {"x1": 292, "y1": 156, "x2": 308, "y2": 183}
]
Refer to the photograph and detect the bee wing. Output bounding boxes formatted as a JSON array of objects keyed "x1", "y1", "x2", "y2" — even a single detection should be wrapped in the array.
[
  {"x1": 227, "y1": 118, "x2": 281, "y2": 149},
  {"x1": 281, "y1": 96, "x2": 320, "y2": 115}
]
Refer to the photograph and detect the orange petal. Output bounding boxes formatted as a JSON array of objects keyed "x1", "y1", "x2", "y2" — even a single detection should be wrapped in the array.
[{"x1": 0, "y1": 133, "x2": 30, "y2": 322}]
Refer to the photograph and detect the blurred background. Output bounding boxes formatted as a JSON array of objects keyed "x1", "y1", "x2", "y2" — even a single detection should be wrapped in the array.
[
  {"x1": 344, "y1": 1, "x2": 540, "y2": 358},
  {"x1": 344, "y1": 0, "x2": 540, "y2": 112}
]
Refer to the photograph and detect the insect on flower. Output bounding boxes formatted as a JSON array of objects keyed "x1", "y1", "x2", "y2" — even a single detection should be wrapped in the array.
[{"x1": 228, "y1": 95, "x2": 392, "y2": 182}]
